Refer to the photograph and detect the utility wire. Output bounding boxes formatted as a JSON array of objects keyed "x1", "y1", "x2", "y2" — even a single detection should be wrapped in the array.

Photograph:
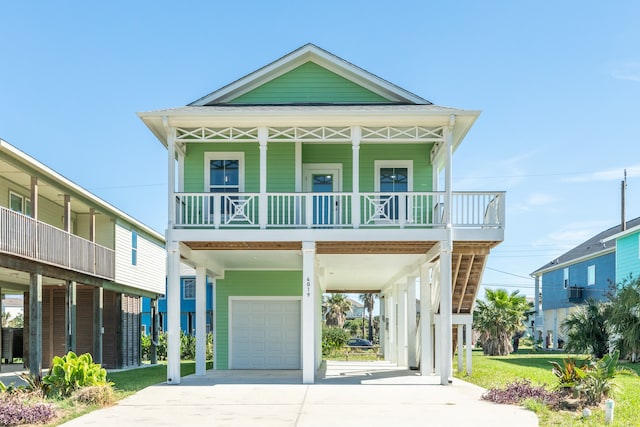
[{"x1": 485, "y1": 267, "x2": 534, "y2": 280}]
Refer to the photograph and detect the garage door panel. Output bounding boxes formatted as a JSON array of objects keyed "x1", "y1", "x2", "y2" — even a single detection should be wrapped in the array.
[{"x1": 231, "y1": 299, "x2": 301, "y2": 369}]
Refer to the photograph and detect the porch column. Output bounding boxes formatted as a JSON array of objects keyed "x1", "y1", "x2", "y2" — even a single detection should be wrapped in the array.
[
  {"x1": 379, "y1": 294, "x2": 385, "y2": 358},
  {"x1": 29, "y1": 273, "x2": 42, "y2": 378},
  {"x1": 351, "y1": 126, "x2": 361, "y2": 228},
  {"x1": 166, "y1": 242, "x2": 181, "y2": 384},
  {"x1": 439, "y1": 244, "x2": 453, "y2": 384},
  {"x1": 294, "y1": 141, "x2": 302, "y2": 192},
  {"x1": 407, "y1": 276, "x2": 417, "y2": 369},
  {"x1": 211, "y1": 276, "x2": 217, "y2": 370},
  {"x1": 534, "y1": 275, "x2": 542, "y2": 340},
  {"x1": 398, "y1": 281, "x2": 409, "y2": 367},
  {"x1": 466, "y1": 319, "x2": 473, "y2": 375},
  {"x1": 387, "y1": 287, "x2": 397, "y2": 364},
  {"x1": 302, "y1": 241, "x2": 316, "y2": 384},
  {"x1": 195, "y1": 266, "x2": 207, "y2": 375},
  {"x1": 93, "y1": 286, "x2": 103, "y2": 364},
  {"x1": 420, "y1": 263, "x2": 433, "y2": 375},
  {"x1": 66, "y1": 281, "x2": 77, "y2": 352},
  {"x1": 63, "y1": 195, "x2": 71, "y2": 232},
  {"x1": 165, "y1": 117, "x2": 176, "y2": 226},
  {"x1": 258, "y1": 127, "x2": 268, "y2": 229},
  {"x1": 150, "y1": 297, "x2": 158, "y2": 364},
  {"x1": 457, "y1": 323, "x2": 464, "y2": 373},
  {"x1": 30, "y1": 176, "x2": 38, "y2": 220}
]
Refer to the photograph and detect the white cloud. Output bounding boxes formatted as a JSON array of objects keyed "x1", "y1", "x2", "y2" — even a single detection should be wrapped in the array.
[
  {"x1": 564, "y1": 165, "x2": 640, "y2": 183},
  {"x1": 540, "y1": 220, "x2": 612, "y2": 249},
  {"x1": 611, "y1": 62, "x2": 640, "y2": 82}
]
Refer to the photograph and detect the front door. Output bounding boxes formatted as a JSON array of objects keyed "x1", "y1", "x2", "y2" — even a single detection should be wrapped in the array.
[{"x1": 303, "y1": 164, "x2": 342, "y2": 226}]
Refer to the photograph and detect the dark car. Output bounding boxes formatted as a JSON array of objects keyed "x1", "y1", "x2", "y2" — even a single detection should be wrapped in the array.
[{"x1": 347, "y1": 338, "x2": 372, "y2": 347}]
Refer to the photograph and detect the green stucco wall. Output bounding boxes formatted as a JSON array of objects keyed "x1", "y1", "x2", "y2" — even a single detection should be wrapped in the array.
[
  {"x1": 215, "y1": 270, "x2": 302, "y2": 369},
  {"x1": 359, "y1": 144, "x2": 433, "y2": 192},
  {"x1": 184, "y1": 143, "x2": 260, "y2": 192},
  {"x1": 617, "y1": 232, "x2": 640, "y2": 282},
  {"x1": 229, "y1": 62, "x2": 391, "y2": 105}
]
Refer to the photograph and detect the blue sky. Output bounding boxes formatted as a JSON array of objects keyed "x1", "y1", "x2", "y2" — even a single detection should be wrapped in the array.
[{"x1": 2, "y1": 1, "x2": 639, "y2": 297}]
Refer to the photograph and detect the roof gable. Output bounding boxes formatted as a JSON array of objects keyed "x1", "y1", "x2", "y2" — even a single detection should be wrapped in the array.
[{"x1": 190, "y1": 43, "x2": 431, "y2": 106}]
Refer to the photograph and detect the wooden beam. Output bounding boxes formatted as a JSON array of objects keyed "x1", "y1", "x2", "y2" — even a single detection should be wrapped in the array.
[
  {"x1": 184, "y1": 241, "x2": 302, "y2": 251},
  {"x1": 456, "y1": 254, "x2": 475, "y2": 314}
]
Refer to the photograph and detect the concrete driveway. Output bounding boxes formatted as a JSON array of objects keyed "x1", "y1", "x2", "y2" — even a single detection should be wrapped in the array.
[{"x1": 61, "y1": 361, "x2": 538, "y2": 427}]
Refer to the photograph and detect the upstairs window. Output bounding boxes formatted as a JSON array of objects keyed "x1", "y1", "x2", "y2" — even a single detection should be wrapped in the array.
[
  {"x1": 587, "y1": 265, "x2": 596, "y2": 286},
  {"x1": 183, "y1": 278, "x2": 195, "y2": 300},
  {"x1": 131, "y1": 231, "x2": 138, "y2": 265},
  {"x1": 563, "y1": 268, "x2": 569, "y2": 289},
  {"x1": 9, "y1": 191, "x2": 30, "y2": 215}
]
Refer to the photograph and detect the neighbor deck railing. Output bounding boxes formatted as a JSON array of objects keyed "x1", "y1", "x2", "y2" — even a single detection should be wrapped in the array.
[
  {"x1": 0, "y1": 206, "x2": 115, "y2": 279},
  {"x1": 174, "y1": 191, "x2": 505, "y2": 230}
]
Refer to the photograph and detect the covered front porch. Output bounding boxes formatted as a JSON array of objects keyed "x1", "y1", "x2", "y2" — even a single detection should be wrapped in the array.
[{"x1": 165, "y1": 238, "x2": 495, "y2": 385}]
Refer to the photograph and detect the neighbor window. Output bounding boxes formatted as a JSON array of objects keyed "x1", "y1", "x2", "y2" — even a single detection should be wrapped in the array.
[
  {"x1": 131, "y1": 231, "x2": 138, "y2": 265},
  {"x1": 587, "y1": 265, "x2": 596, "y2": 286},
  {"x1": 183, "y1": 278, "x2": 195, "y2": 300},
  {"x1": 563, "y1": 268, "x2": 569, "y2": 289},
  {"x1": 9, "y1": 191, "x2": 30, "y2": 215}
]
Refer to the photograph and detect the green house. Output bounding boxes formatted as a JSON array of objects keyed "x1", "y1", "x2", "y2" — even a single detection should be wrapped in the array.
[{"x1": 139, "y1": 44, "x2": 505, "y2": 384}]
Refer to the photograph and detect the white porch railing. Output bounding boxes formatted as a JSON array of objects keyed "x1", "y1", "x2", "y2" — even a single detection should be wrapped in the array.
[
  {"x1": 174, "y1": 191, "x2": 505, "y2": 230},
  {"x1": 0, "y1": 206, "x2": 115, "y2": 279}
]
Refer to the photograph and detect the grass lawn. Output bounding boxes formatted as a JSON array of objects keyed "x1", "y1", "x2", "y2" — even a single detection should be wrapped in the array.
[{"x1": 455, "y1": 348, "x2": 640, "y2": 426}]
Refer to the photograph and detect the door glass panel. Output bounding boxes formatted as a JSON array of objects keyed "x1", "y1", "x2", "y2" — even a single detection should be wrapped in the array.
[
  {"x1": 210, "y1": 160, "x2": 240, "y2": 216},
  {"x1": 312, "y1": 174, "x2": 333, "y2": 225},
  {"x1": 379, "y1": 167, "x2": 408, "y2": 220}
]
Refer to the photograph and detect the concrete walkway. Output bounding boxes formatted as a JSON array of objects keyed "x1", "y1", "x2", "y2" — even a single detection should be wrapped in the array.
[{"x1": 60, "y1": 361, "x2": 538, "y2": 427}]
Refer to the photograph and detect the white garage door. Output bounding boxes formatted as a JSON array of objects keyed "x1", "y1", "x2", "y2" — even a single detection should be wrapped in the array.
[{"x1": 230, "y1": 299, "x2": 301, "y2": 369}]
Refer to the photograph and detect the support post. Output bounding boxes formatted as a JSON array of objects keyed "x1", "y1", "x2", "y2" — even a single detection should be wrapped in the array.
[
  {"x1": 30, "y1": 176, "x2": 38, "y2": 220},
  {"x1": 29, "y1": 273, "x2": 42, "y2": 378},
  {"x1": 407, "y1": 276, "x2": 417, "y2": 369},
  {"x1": 211, "y1": 276, "x2": 217, "y2": 370},
  {"x1": 150, "y1": 298, "x2": 158, "y2": 364},
  {"x1": 466, "y1": 320, "x2": 473, "y2": 375},
  {"x1": 351, "y1": 126, "x2": 361, "y2": 228},
  {"x1": 67, "y1": 281, "x2": 77, "y2": 352},
  {"x1": 397, "y1": 282, "x2": 408, "y2": 367},
  {"x1": 439, "y1": 244, "x2": 453, "y2": 384},
  {"x1": 166, "y1": 242, "x2": 181, "y2": 384},
  {"x1": 420, "y1": 263, "x2": 433, "y2": 375},
  {"x1": 93, "y1": 286, "x2": 103, "y2": 364},
  {"x1": 195, "y1": 266, "x2": 207, "y2": 375},
  {"x1": 379, "y1": 294, "x2": 386, "y2": 359},
  {"x1": 457, "y1": 323, "x2": 464, "y2": 373},
  {"x1": 63, "y1": 195, "x2": 71, "y2": 233},
  {"x1": 258, "y1": 127, "x2": 268, "y2": 229},
  {"x1": 302, "y1": 241, "x2": 316, "y2": 384}
]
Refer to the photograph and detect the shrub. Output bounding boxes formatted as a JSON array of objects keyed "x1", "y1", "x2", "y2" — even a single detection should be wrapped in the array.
[
  {"x1": 482, "y1": 379, "x2": 562, "y2": 407},
  {"x1": 71, "y1": 385, "x2": 115, "y2": 406},
  {"x1": 0, "y1": 396, "x2": 55, "y2": 426},
  {"x1": 42, "y1": 351, "x2": 112, "y2": 398},
  {"x1": 322, "y1": 326, "x2": 349, "y2": 356},
  {"x1": 180, "y1": 332, "x2": 196, "y2": 360}
]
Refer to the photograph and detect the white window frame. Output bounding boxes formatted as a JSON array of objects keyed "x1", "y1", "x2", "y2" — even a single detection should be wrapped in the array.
[
  {"x1": 374, "y1": 160, "x2": 413, "y2": 192},
  {"x1": 587, "y1": 265, "x2": 596, "y2": 286},
  {"x1": 563, "y1": 268, "x2": 569, "y2": 289},
  {"x1": 9, "y1": 191, "x2": 30, "y2": 215},
  {"x1": 204, "y1": 152, "x2": 245, "y2": 192},
  {"x1": 131, "y1": 231, "x2": 138, "y2": 266},
  {"x1": 183, "y1": 278, "x2": 196, "y2": 300}
]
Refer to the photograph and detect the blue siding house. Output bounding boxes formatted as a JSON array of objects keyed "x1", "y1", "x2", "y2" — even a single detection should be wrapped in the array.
[
  {"x1": 531, "y1": 217, "x2": 640, "y2": 349},
  {"x1": 142, "y1": 272, "x2": 214, "y2": 336}
]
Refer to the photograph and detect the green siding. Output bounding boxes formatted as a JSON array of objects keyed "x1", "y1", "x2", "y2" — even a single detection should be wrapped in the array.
[
  {"x1": 302, "y1": 144, "x2": 353, "y2": 191},
  {"x1": 359, "y1": 144, "x2": 433, "y2": 192},
  {"x1": 229, "y1": 62, "x2": 391, "y2": 105},
  {"x1": 184, "y1": 143, "x2": 260, "y2": 192},
  {"x1": 215, "y1": 270, "x2": 302, "y2": 370},
  {"x1": 617, "y1": 232, "x2": 640, "y2": 281},
  {"x1": 267, "y1": 143, "x2": 296, "y2": 192}
]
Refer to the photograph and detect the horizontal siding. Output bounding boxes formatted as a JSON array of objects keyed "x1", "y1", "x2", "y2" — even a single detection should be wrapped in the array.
[
  {"x1": 541, "y1": 252, "x2": 615, "y2": 310},
  {"x1": 360, "y1": 144, "x2": 433, "y2": 192},
  {"x1": 267, "y1": 143, "x2": 296, "y2": 192},
  {"x1": 617, "y1": 233, "x2": 640, "y2": 281},
  {"x1": 229, "y1": 62, "x2": 390, "y2": 105},
  {"x1": 114, "y1": 224, "x2": 165, "y2": 294},
  {"x1": 215, "y1": 270, "x2": 302, "y2": 370}
]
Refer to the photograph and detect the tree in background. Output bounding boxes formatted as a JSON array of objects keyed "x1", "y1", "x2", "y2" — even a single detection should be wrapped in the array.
[
  {"x1": 323, "y1": 293, "x2": 352, "y2": 328},
  {"x1": 608, "y1": 276, "x2": 640, "y2": 361},
  {"x1": 473, "y1": 288, "x2": 531, "y2": 356},
  {"x1": 562, "y1": 298, "x2": 611, "y2": 359},
  {"x1": 359, "y1": 293, "x2": 375, "y2": 342}
]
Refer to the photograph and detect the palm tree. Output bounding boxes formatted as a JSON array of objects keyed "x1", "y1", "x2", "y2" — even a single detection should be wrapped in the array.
[
  {"x1": 473, "y1": 288, "x2": 530, "y2": 356},
  {"x1": 562, "y1": 298, "x2": 611, "y2": 359},
  {"x1": 359, "y1": 293, "x2": 375, "y2": 342},
  {"x1": 608, "y1": 276, "x2": 640, "y2": 361},
  {"x1": 324, "y1": 293, "x2": 352, "y2": 328}
]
